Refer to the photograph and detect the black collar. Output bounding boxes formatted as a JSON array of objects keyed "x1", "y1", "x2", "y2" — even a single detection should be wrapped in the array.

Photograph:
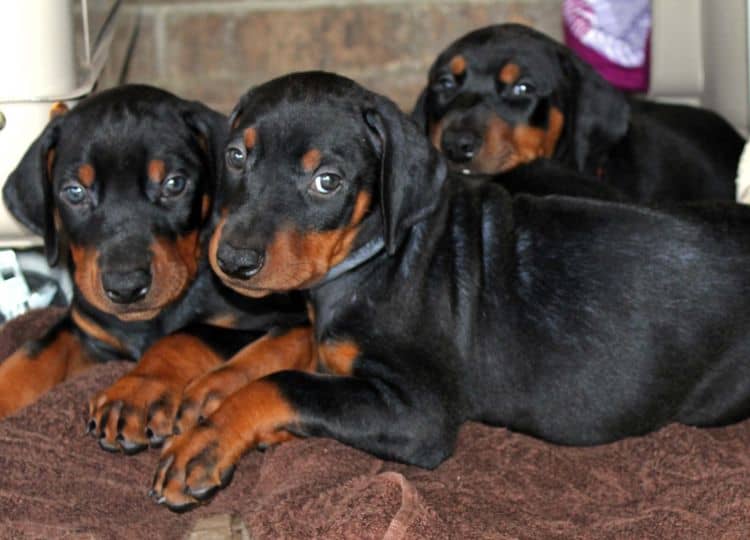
[{"x1": 313, "y1": 236, "x2": 385, "y2": 288}]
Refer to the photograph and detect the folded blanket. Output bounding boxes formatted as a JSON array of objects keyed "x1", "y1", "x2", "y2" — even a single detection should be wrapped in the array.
[{"x1": 2, "y1": 309, "x2": 750, "y2": 539}]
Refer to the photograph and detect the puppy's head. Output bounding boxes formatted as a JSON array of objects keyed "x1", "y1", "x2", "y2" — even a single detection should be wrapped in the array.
[
  {"x1": 3, "y1": 85, "x2": 226, "y2": 321},
  {"x1": 413, "y1": 24, "x2": 630, "y2": 174},
  {"x1": 210, "y1": 71, "x2": 445, "y2": 297}
]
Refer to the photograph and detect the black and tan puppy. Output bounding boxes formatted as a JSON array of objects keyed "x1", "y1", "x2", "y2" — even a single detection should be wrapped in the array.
[
  {"x1": 412, "y1": 24, "x2": 746, "y2": 203},
  {"x1": 0, "y1": 85, "x2": 306, "y2": 452},
  {"x1": 150, "y1": 72, "x2": 750, "y2": 511}
]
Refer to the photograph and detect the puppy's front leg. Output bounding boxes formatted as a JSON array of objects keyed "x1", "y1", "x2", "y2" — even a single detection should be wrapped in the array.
[
  {"x1": 0, "y1": 319, "x2": 93, "y2": 419},
  {"x1": 150, "y1": 368, "x2": 457, "y2": 512},
  {"x1": 173, "y1": 325, "x2": 315, "y2": 435}
]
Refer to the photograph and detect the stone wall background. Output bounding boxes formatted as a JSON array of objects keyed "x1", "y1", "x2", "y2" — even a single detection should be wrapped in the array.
[{"x1": 97, "y1": 0, "x2": 563, "y2": 113}]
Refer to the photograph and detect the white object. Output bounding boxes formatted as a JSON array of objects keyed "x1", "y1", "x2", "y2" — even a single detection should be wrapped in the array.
[
  {"x1": 0, "y1": 250, "x2": 31, "y2": 320},
  {"x1": 650, "y1": 0, "x2": 749, "y2": 134},
  {"x1": 736, "y1": 141, "x2": 750, "y2": 203},
  {"x1": 0, "y1": 0, "x2": 120, "y2": 247},
  {"x1": 0, "y1": 248, "x2": 62, "y2": 322},
  {"x1": 0, "y1": 1, "x2": 76, "y2": 246},
  {"x1": 0, "y1": 250, "x2": 60, "y2": 320}
]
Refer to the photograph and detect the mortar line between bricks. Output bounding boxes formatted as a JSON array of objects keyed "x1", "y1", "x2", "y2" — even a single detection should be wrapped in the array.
[
  {"x1": 152, "y1": 7, "x2": 168, "y2": 80},
  {"x1": 197, "y1": 59, "x2": 434, "y2": 81},
  {"x1": 136, "y1": 0, "x2": 544, "y2": 16}
]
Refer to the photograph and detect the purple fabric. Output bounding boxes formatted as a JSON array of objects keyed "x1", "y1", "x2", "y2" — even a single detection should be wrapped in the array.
[{"x1": 564, "y1": 24, "x2": 650, "y2": 92}]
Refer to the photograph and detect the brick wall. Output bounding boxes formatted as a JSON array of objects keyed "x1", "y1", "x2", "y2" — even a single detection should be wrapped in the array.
[{"x1": 101, "y1": 0, "x2": 563, "y2": 114}]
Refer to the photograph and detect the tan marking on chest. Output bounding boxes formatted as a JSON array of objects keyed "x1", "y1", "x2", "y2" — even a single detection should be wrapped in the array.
[
  {"x1": 318, "y1": 340, "x2": 360, "y2": 376},
  {"x1": 71, "y1": 308, "x2": 126, "y2": 352}
]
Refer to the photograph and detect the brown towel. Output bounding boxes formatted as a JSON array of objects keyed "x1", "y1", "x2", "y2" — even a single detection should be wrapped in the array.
[{"x1": 2, "y1": 309, "x2": 750, "y2": 539}]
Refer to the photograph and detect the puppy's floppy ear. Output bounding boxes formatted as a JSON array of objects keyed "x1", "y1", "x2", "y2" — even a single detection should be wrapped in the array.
[
  {"x1": 179, "y1": 100, "x2": 229, "y2": 225},
  {"x1": 179, "y1": 100, "x2": 228, "y2": 173},
  {"x1": 228, "y1": 91, "x2": 251, "y2": 131},
  {"x1": 364, "y1": 95, "x2": 447, "y2": 256},
  {"x1": 560, "y1": 50, "x2": 631, "y2": 171},
  {"x1": 410, "y1": 87, "x2": 429, "y2": 132},
  {"x1": 2, "y1": 117, "x2": 64, "y2": 265}
]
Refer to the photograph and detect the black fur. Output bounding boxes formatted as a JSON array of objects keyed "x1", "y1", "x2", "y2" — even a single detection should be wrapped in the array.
[
  {"x1": 217, "y1": 72, "x2": 750, "y2": 469},
  {"x1": 412, "y1": 24, "x2": 746, "y2": 203},
  {"x1": 3, "y1": 84, "x2": 304, "y2": 362}
]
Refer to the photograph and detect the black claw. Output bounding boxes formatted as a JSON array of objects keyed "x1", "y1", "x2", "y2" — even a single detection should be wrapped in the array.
[
  {"x1": 148, "y1": 430, "x2": 166, "y2": 448},
  {"x1": 188, "y1": 483, "x2": 220, "y2": 501},
  {"x1": 99, "y1": 405, "x2": 113, "y2": 438},
  {"x1": 87, "y1": 419, "x2": 96, "y2": 435},
  {"x1": 188, "y1": 464, "x2": 235, "y2": 501},
  {"x1": 220, "y1": 464, "x2": 236, "y2": 488},
  {"x1": 98, "y1": 438, "x2": 120, "y2": 453},
  {"x1": 119, "y1": 438, "x2": 148, "y2": 455},
  {"x1": 165, "y1": 500, "x2": 199, "y2": 513},
  {"x1": 146, "y1": 425, "x2": 166, "y2": 447}
]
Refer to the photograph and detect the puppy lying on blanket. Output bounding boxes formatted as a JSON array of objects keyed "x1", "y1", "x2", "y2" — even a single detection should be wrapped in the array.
[
  {"x1": 148, "y1": 72, "x2": 750, "y2": 511},
  {"x1": 412, "y1": 24, "x2": 746, "y2": 203},
  {"x1": 0, "y1": 86, "x2": 305, "y2": 449}
]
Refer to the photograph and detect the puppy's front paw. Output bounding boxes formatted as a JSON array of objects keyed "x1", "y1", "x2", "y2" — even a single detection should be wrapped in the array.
[
  {"x1": 87, "y1": 372, "x2": 183, "y2": 453},
  {"x1": 173, "y1": 365, "x2": 246, "y2": 435},
  {"x1": 149, "y1": 421, "x2": 238, "y2": 512}
]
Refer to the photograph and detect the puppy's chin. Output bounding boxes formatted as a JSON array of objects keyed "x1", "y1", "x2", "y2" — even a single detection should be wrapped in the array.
[
  {"x1": 112, "y1": 307, "x2": 163, "y2": 322},
  {"x1": 222, "y1": 280, "x2": 275, "y2": 299},
  {"x1": 447, "y1": 162, "x2": 479, "y2": 176},
  {"x1": 79, "y1": 284, "x2": 184, "y2": 322},
  {"x1": 447, "y1": 152, "x2": 520, "y2": 176},
  {"x1": 87, "y1": 295, "x2": 167, "y2": 322}
]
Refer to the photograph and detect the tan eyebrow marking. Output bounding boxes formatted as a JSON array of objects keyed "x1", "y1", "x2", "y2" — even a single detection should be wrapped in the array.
[
  {"x1": 147, "y1": 159, "x2": 166, "y2": 183},
  {"x1": 78, "y1": 164, "x2": 95, "y2": 187},
  {"x1": 449, "y1": 55, "x2": 467, "y2": 76},
  {"x1": 244, "y1": 127, "x2": 257, "y2": 149},
  {"x1": 499, "y1": 63, "x2": 521, "y2": 84},
  {"x1": 301, "y1": 149, "x2": 322, "y2": 172}
]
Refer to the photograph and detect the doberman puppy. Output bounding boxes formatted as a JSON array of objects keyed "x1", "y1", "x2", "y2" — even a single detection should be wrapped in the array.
[
  {"x1": 412, "y1": 24, "x2": 746, "y2": 203},
  {"x1": 150, "y1": 72, "x2": 750, "y2": 511},
  {"x1": 0, "y1": 85, "x2": 306, "y2": 453}
]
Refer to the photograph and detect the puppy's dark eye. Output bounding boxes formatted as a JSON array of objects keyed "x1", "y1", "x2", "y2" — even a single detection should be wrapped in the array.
[
  {"x1": 161, "y1": 175, "x2": 187, "y2": 197},
  {"x1": 312, "y1": 173, "x2": 342, "y2": 195},
  {"x1": 61, "y1": 182, "x2": 87, "y2": 205},
  {"x1": 511, "y1": 81, "x2": 536, "y2": 96},
  {"x1": 433, "y1": 74, "x2": 457, "y2": 92},
  {"x1": 226, "y1": 147, "x2": 246, "y2": 169}
]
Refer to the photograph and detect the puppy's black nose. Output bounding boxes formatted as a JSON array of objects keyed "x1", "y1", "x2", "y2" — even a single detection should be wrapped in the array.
[
  {"x1": 102, "y1": 269, "x2": 151, "y2": 304},
  {"x1": 442, "y1": 130, "x2": 481, "y2": 163},
  {"x1": 216, "y1": 243, "x2": 265, "y2": 279}
]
